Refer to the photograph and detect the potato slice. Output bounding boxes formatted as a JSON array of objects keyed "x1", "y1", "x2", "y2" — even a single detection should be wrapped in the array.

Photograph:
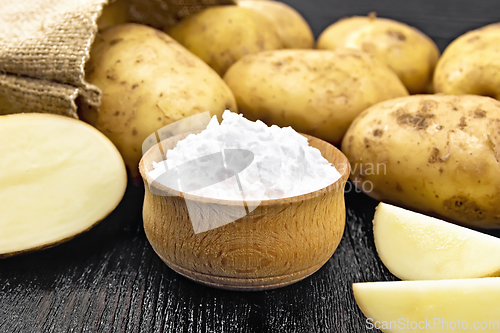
[
  {"x1": 353, "y1": 278, "x2": 500, "y2": 332},
  {"x1": 0, "y1": 113, "x2": 127, "y2": 257},
  {"x1": 373, "y1": 203, "x2": 500, "y2": 280}
]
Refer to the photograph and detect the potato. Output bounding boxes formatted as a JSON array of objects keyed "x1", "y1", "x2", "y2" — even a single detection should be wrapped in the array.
[
  {"x1": 237, "y1": 0, "x2": 314, "y2": 49},
  {"x1": 223, "y1": 49, "x2": 408, "y2": 144},
  {"x1": 0, "y1": 113, "x2": 127, "y2": 257},
  {"x1": 354, "y1": 278, "x2": 500, "y2": 333},
  {"x1": 97, "y1": 0, "x2": 130, "y2": 31},
  {"x1": 341, "y1": 94, "x2": 500, "y2": 228},
  {"x1": 165, "y1": 6, "x2": 283, "y2": 76},
  {"x1": 317, "y1": 14, "x2": 440, "y2": 94},
  {"x1": 81, "y1": 23, "x2": 237, "y2": 182},
  {"x1": 374, "y1": 203, "x2": 500, "y2": 280},
  {"x1": 434, "y1": 23, "x2": 500, "y2": 99}
]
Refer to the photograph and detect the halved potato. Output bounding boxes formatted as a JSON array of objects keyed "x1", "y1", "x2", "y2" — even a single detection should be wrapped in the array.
[
  {"x1": 354, "y1": 278, "x2": 500, "y2": 332},
  {"x1": 0, "y1": 113, "x2": 127, "y2": 257},
  {"x1": 374, "y1": 203, "x2": 500, "y2": 280}
]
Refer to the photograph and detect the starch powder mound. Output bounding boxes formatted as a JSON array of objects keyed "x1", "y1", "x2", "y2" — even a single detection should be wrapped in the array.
[{"x1": 149, "y1": 111, "x2": 341, "y2": 200}]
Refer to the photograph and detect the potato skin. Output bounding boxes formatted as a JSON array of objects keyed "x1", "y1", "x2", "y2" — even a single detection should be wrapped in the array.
[
  {"x1": 317, "y1": 15, "x2": 440, "y2": 94},
  {"x1": 341, "y1": 94, "x2": 500, "y2": 228},
  {"x1": 82, "y1": 23, "x2": 237, "y2": 181},
  {"x1": 237, "y1": 0, "x2": 314, "y2": 49},
  {"x1": 434, "y1": 23, "x2": 500, "y2": 99},
  {"x1": 166, "y1": 6, "x2": 283, "y2": 76},
  {"x1": 97, "y1": 0, "x2": 129, "y2": 31},
  {"x1": 223, "y1": 49, "x2": 408, "y2": 144}
]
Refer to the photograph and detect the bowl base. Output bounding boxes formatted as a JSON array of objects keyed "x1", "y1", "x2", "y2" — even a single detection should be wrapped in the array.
[{"x1": 158, "y1": 253, "x2": 330, "y2": 291}]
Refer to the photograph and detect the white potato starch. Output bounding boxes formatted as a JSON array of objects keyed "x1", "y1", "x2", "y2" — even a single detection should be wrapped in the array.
[{"x1": 149, "y1": 111, "x2": 341, "y2": 200}]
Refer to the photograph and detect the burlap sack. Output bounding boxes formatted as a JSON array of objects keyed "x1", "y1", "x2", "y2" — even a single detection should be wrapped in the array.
[{"x1": 0, "y1": 0, "x2": 234, "y2": 119}]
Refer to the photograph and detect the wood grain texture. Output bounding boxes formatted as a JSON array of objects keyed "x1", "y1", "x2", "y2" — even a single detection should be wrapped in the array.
[
  {"x1": 2, "y1": 182, "x2": 499, "y2": 332},
  {"x1": 3, "y1": 1, "x2": 500, "y2": 332},
  {"x1": 139, "y1": 134, "x2": 349, "y2": 290}
]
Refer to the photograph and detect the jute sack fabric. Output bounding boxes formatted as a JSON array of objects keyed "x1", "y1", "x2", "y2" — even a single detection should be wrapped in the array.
[{"x1": 0, "y1": 0, "x2": 233, "y2": 118}]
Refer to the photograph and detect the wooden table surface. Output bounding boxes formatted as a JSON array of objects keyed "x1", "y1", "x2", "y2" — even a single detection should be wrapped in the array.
[{"x1": 2, "y1": 1, "x2": 500, "y2": 332}]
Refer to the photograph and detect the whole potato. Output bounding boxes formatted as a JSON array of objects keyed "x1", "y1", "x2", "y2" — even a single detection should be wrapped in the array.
[
  {"x1": 165, "y1": 6, "x2": 283, "y2": 76},
  {"x1": 223, "y1": 49, "x2": 408, "y2": 144},
  {"x1": 237, "y1": 0, "x2": 314, "y2": 49},
  {"x1": 341, "y1": 94, "x2": 500, "y2": 228},
  {"x1": 317, "y1": 14, "x2": 440, "y2": 94},
  {"x1": 81, "y1": 23, "x2": 237, "y2": 182},
  {"x1": 434, "y1": 23, "x2": 500, "y2": 99},
  {"x1": 97, "y1": 0, "x2": 130, "y2": 31}
]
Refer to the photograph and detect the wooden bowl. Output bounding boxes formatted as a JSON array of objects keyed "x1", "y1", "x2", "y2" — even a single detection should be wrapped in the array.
[{"x1": 139, "y1": 133, "x2": 350, "y2": 291}]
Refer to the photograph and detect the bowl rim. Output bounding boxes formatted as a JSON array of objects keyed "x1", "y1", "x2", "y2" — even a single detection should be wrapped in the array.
[{"x1": 139, "y1": 131, "x2": 350, "y2": 207}]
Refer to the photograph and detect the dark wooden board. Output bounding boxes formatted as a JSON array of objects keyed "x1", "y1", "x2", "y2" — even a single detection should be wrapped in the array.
[
  {"x1": 1, "y1": 183, "x2": 394, "y2": 333},
  {"x1": 2, "y1": 1, "x2": 500, "y2": 332}
]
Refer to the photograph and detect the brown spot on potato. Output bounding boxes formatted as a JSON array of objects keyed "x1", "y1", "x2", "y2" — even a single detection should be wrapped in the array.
[
  {"x1": 364, "y1": 137, "x2": 370, "y2": 148},
  {"x1": 132, "y1": 128, "x2": 137, "y2": 136},
  {"x1": 373, "y1": 129, "x2": 383, "y2": 137},
  {"x1": 346, "y1": 135, "x2": 354, "y2": 150},
  {"x1": 387, "y1": 30, "x2": 406, "y2": 41},
  {"x1": 397, "y1": 111, "x2": 434, "y2": 129},
  {"x1": 157, "y1": 117, "x2": 162, "y2": 121},
  {"x1": 421, "y1": 100, "x2": 438, "y2": 112},
  {"x1": 487, "y1": 134, "x2": 500, "y2": 162},
  {"x1": 443, "y1": 195, "x2": 484, "y2": 220},
  {"x1": 106, "y1": 73, "x2": 117, "y2": 81},
  {"x1": 155, "y1": 31, "x2": 174, "y2": 44},
  {"x1": 120, "y1": 81, "x2": 127, "y2": 85},
  {"x1": 428, "y1": 148, "x2": 440, "y2": 163},
  {"x1": 109, "y1": 38, "x2": 123, "y2": 46},
  {"x1": 395, "y1": 183, "x2": 403, "y2": 192},
  {"x1": 474, "y1": 109, "x2": 486, "y2": 118},
  {"x1": 132, "y1": 83, "x2": 139, "y2": 89},
  {"x1": 458, "y1": 116, "x2": 467, "y2": 129},
  {"x1": 114, "y1": 111, "x2": 120, "y2": 116}
]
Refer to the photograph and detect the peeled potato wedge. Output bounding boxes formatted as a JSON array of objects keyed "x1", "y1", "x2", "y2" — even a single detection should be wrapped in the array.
[
  {"x1": 373, "y1": 203, "x2": 500, "y2": 280},
  {"x1": 0, "y1": 113, "x2": 127, "y2": 257},
  {"x1": 353, "y1": 278, "x2": 500, "y2": 333}
]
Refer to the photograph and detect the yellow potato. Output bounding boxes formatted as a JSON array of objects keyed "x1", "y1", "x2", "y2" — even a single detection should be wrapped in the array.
[
  {"x1": 97, "y1": 0, "x2": 130, "y2": 31},
  {"x1": 237, "y1": 0, "x2": 314, "y2": 48},
  {"x1": 82, "y1": 23, "x2": 237, "y2": 182},
  {"x1": 317, "y1": 14, "x2": 440, "y2": 94},
  {"x1": 341, "y1": 94, "x2": 500, "y2": 228},
  {"x1": 165, "y1": 6, "x2": 283, "y2": 76},
  {"x1": 223, "y1": 49, "x2": 408, "y2": 144},
  {"x1": 434, "y1": 23, "x2": 500, "y2": 99}
]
